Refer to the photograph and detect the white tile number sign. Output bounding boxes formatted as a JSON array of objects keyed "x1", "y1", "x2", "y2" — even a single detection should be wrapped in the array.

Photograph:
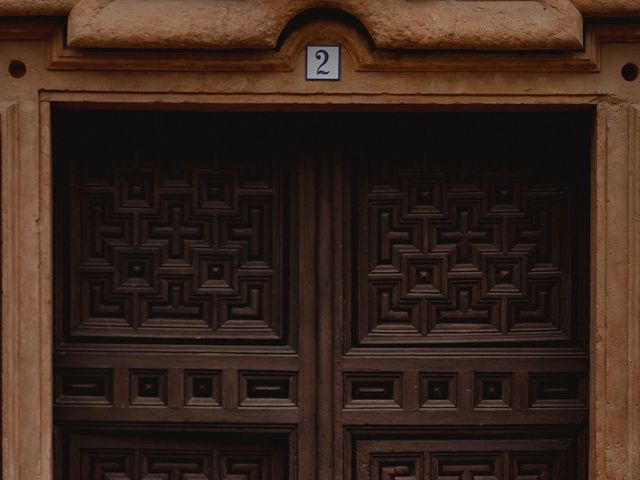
[{"x1": 306, "y1": 45, "x2": 340, "y2": 81}]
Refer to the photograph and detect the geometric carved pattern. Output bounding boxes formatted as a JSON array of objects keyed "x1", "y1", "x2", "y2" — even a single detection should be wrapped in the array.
[
  {"x1": 142, "y1": 451, "x2": 211, "y2": 479},
  {"x1": 63, "y1": 430, "x2": 285, "y2": 480},
  {"x1": 420, "y1": 373, "x2": 457, "y2": 409},
  {"x1": 345, "y1": 373, "x2": 403, "y2": 409},
  {"x1": 354, "y1": 148, "x2": 586, "y2": 348},
  {"x1": 512, "y1": 453, "x2": 557, "y2": 479},
  {"x1": 184, "y1": 370, "x2": 221, "y2": 407},
  {"x1": 82, "y1": 451, "x2": 134, "y2": 480},
  {"x1": 346, "y1": 114, "x2": 589, "y2": 480},
  {"x1": 239, "y1": 372, "x2": 297, "y2": 407},
  {"x1": 55, "y1": 368, "x2": 113, "y2": 406},
  {"x1": 356, "y1": 429, "x2": 582, "y2": 479},
  {"x1": 431, "y1": 452, "x2": 501, "y2": 480},
  {"x1": 475, "y1": 373, "x2": 512, "y2": 409},
  {"x1": 54, "y1": 364, "x2": 586, "y2": 414},
  {"x1": 130, "y1": 369, "x2": 167, "y2": 406},
  {"x1": 54, "y1": 112, "x2": 590, "y2": 480},
  {"x1": 221, "y1": 452, "x2": 270, "y2": 480},
  {"x1": 62, "y1": 141, "x2": 287, "y2": 345},
  {"x1": 529, "y1": 373, "x2": 586, "y2": 409},
  {"x1": 371, "y1": 453, "x2": 422, "y2": 480}
]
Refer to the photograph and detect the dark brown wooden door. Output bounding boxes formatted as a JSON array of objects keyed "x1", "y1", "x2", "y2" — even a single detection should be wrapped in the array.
[{"x1": 53, "y1": 110, "x2": 590, "y2": 480}]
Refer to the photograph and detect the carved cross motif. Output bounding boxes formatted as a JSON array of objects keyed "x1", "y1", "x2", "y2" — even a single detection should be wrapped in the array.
[{"x1": 436, "y1": 207, "x2": 495, "y2": 265}]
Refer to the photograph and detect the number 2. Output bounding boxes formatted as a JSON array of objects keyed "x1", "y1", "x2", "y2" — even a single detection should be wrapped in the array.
[{"x1": 315, "y1": 49, "x2": 330, "y2": 75}]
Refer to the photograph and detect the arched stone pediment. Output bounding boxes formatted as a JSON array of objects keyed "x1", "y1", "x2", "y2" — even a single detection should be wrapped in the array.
[
  {"x1": 0, "y1": 0, "x2": 638, "y2": 51},
  {"x1": 63, "y1": 0, "x2": 584, "y2": 50}
]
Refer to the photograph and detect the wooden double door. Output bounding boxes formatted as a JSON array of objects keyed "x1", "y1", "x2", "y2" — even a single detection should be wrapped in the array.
[{"x1": 53, "y1": 110, "x2": 590, "y2": 480}]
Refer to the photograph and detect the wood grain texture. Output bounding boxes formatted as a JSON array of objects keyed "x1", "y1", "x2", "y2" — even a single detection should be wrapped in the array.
[
  {"x1": 1, "y1": 99, "x2": 53, "y2": 480},
  {"x1": 57, "y1": 114, "x2": 289, "y2": 346},
  {"x1": 51, "y1": 111, "x2": 592, "y2": 479},
  {"x1": 335, "y1": 112, "x2": 591, "y2": 480}
]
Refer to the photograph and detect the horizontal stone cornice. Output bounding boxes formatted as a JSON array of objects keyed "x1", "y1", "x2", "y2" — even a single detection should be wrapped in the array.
[{"x1": 0, "y1": 1, "x2": 637, "y2": 51}]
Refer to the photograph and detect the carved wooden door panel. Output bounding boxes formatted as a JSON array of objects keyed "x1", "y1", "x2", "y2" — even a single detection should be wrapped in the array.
[
  {"x1": 54, "y1": 110, "x2": 590, "y2": 480},
  {"x1": 53, "y1": 111, "x2": 314, "y2": 480},
  {"x1": 333, "y1": 113, "x2": 590, "y2": 480}
]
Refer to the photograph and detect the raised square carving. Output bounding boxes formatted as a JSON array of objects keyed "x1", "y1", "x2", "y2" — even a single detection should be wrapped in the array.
[
  {"x1": 420, "y1": 373, "x2": 457, "y2": 409},
  {"x1": 130, "y1": 369, "x2": 167, "y2": 406},
  {"x1": 475, "y1": 373, "x2": 511, "y2": 409},
  {"x1": 184, "y1": 370, "x2": 222, "y2": 407}
]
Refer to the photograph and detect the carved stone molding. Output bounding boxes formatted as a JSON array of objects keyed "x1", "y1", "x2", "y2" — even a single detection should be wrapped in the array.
[
  {"x1": 4, "y1": 0, "x2": 640, "y2": 16},
  {"x1": 2, "y1": 20, "x2": 639, "y2": 74},
  {"x1": 0, "y1": 0, "x2": 74, "y2": 15},
  {"x1": 1, "y1": 99, "x2": 53, "y2": 480},
  {"x1": 574, "y1": 0, "x2": 640, "y2": 16},
  {"x1": 2, "y1": 0, "x2": 588, "y2": 51},
  {"x1": 590, "y1": 103, "x2": 640, "y2": 480},
  {"x1": 65, "y1": 0, "x2": 585, "y2": 50},
  {"x1": 1, "y1": 0, "x2": 640, "y2": 51}
]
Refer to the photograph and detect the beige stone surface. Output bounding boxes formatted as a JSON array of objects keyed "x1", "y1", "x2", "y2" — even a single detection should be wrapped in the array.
[
  {"x1": 0, "y1": 16, "x2": 639, "y2": 480},
  {"x1": 573, "y1": 0, "x2": 640, "y2": 15},
  {"x1": 65, "y1": 0, "x2": 583, "y2": 50},
  {"x1": 2, "y1": 0, "x2": 640, "y2": 17},
  {"x1": 1, "y1": 98, "x2": 52, "y2": 480},
  {"x1": 0, "y1": 0, "x2": 638, "y2": 50},
  {"x1": 591, "y1": 103, "x2": 640, "y2": 480},
  {"x1": 0, "y1": 0, "x2": 74, "y2": 15}
]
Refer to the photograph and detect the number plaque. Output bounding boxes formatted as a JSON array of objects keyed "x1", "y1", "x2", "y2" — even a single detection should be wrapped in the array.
[{"x1": 306, "y1": 45, "x2": 341, "y2": 81}]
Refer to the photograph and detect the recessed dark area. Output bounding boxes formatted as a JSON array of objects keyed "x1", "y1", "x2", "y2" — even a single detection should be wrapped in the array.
[
  {"x1": 622, "y1": 62, "x2": 639, "y2": 82},
  {"x1": 8, "y1": 60, "x2": 26, "y2": 78}
]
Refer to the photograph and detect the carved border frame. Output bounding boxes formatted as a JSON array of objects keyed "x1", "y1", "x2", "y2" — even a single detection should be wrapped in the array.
[
  {"x1": 2, "y1": 92, "x2": 639, "y2": 480},
  {"x1": 1, "y1": 0, "x2": 640, "y2": 44},
  {"x1": 1, "y1": 100, "x2": 52, "y2": 480}
]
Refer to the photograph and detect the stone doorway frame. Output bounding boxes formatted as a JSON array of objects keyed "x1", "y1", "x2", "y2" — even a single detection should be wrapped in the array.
[{"x1": 1, "y1": 31, "x2": 639, "y2": 480}]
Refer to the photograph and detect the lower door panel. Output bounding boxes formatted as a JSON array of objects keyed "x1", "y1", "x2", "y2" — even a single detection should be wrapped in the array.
[
  {"x1": 353, "y1": 427, "x2": 586, "y2": 480},
  {"x1": 57, "y1": 427, "x2": 288, "y2": 480}
]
